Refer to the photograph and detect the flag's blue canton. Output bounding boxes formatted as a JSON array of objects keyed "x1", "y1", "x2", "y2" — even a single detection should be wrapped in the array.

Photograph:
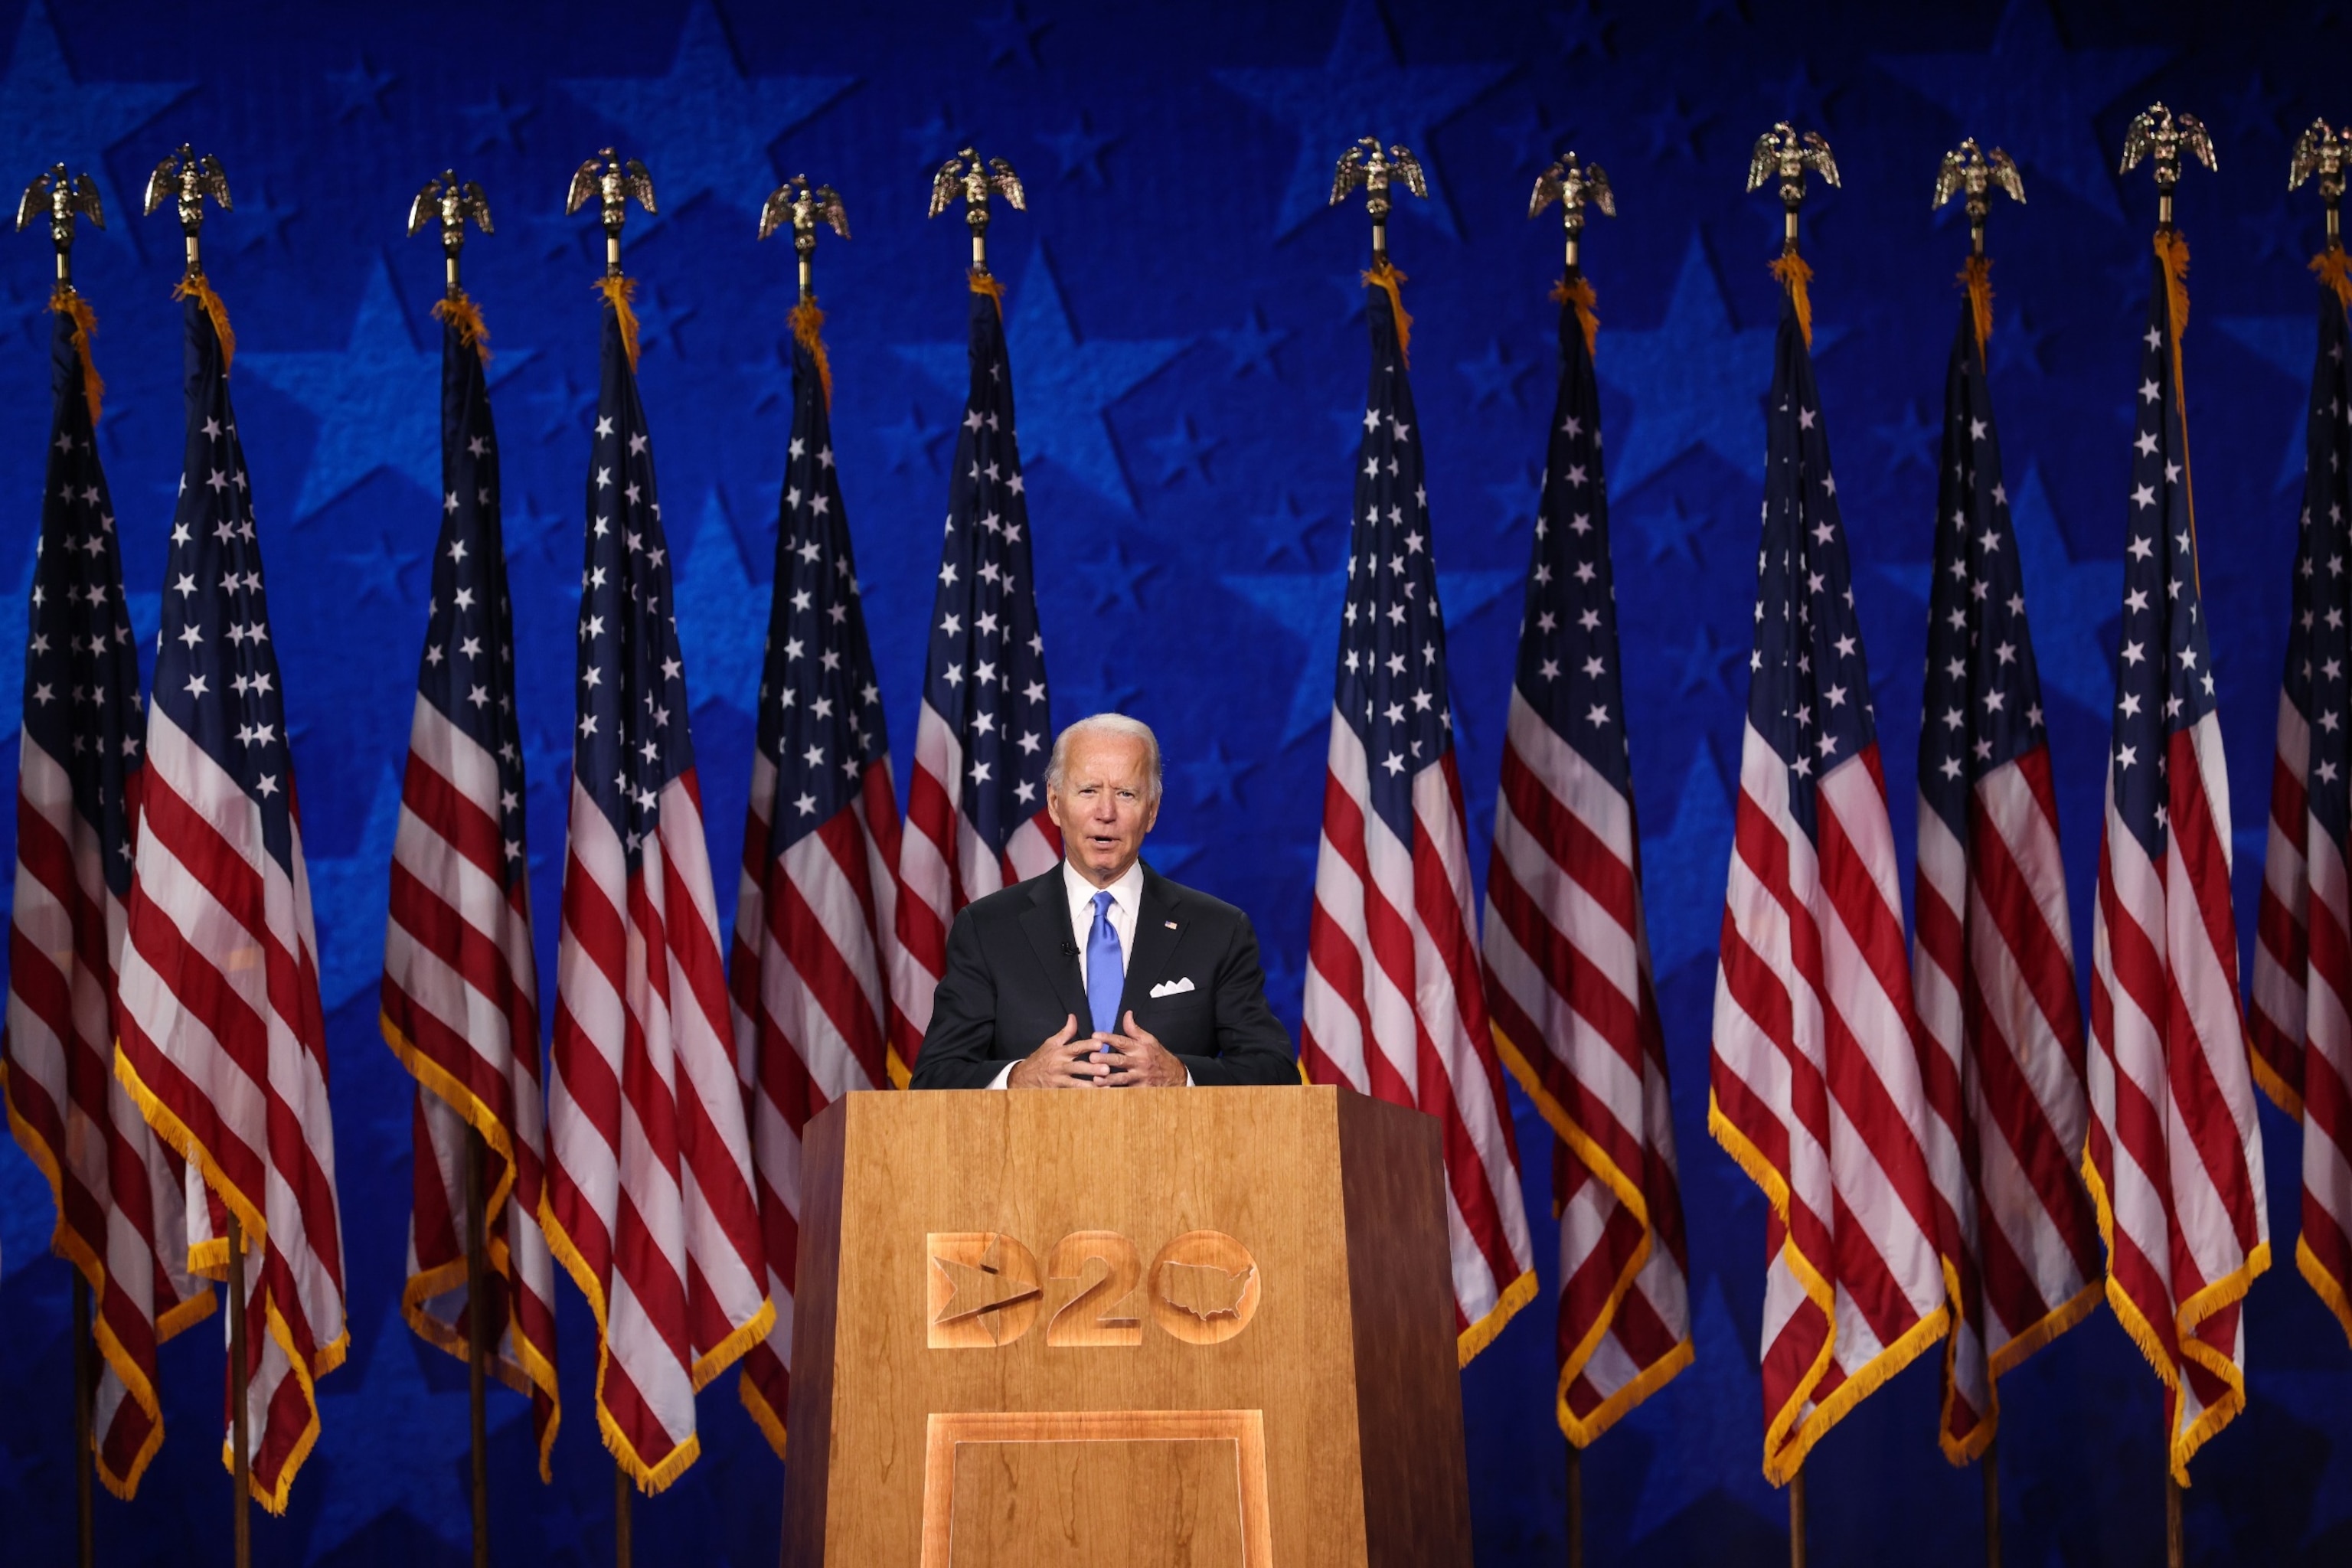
[
  {"x1": 1516, "y1": 295, "x2": 1630, "y2": 796},
  {"x1": 2285, "y1": 273, "x2": 2352, "y2": 844},
  {"x1": 755, "y1": 329, "x2": 888, "y2": 854},
  {"x1": 1744, "y1": 296, "x2": 1874, "y2": 841},
  {"x1": 922, "y1": 289, "x2": 1048, "y2": 853},
  {"x1": 575, "y1": 304, "x2": 695, "y2": 864},
  {"x1": 420, "y1": 315, "x2": 527, "y2": 887},
  {"x1": 2108, "y1": 252, "x2": 2221, "y2": 862},
  {"x1": 151, "y1": 295, "x2": 297, "y2": 869},
  {"x1": 24, "y1": 305, "x2": 140, "y2": 893},
  {"x1": 1334, "y1": 283, "x2": 1456, "y2": 842},
  {"x1": 1919, "y1": 302, "x2": 2049, "y2": 838}
]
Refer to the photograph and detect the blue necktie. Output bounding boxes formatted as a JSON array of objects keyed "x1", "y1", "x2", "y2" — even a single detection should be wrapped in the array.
[{"x1": 1086, "y1": 890, "x2": 1123, "y2": 1037}]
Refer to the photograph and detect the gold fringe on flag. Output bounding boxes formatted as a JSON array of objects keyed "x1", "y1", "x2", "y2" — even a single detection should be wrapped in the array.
[
  {"x1": 2156, "y1": 229, "x2": 2192, "y2": 343},
  {"x1": 430, "y1": 292, "x2": 492, "y2": 365},
  {"x1": 2155, "y1": 229, "x2": 2203, "y2": 584},
  {"x1": 1361, "y1": 259, "x2": 1413, "y2": 365},
  {"x1": 596, "y1": 273, "x2": 641, "y2": 373},
  {"x1": 2315, "y1": 244, "x2": 2352, "y2": 309},
  {"x1": 49, "y1": 285, "x2": 103, "y2": 424},
  {"x1": 789, "y1": 296, "x2": 832, "y2": 411},
  {"x1": 1959, "y1": 255, "x2": 1994, "y2": 353},
  {"x1": 969, "y1": 267, "x2": 1005, "y2": 315},
  {"x1": 1550, "y1": 273, "x2": 1600, "y2": 358},
  {"x1": 1769, "y1": 251, "x2": 1815, "y2": 348},
  {"x1": 171, "y1": 273, "x2": 235, "y2": 371}
]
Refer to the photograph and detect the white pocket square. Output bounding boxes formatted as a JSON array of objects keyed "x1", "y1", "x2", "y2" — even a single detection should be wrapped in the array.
[{"x1": 1149, "y1": 977, "x2": 1196, "y2": 998}]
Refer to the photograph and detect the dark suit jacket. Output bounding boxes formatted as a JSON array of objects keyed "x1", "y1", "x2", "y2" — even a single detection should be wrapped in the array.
[{"x1": 908, "y1": 863, "x2": 1298, "y2": 1089}]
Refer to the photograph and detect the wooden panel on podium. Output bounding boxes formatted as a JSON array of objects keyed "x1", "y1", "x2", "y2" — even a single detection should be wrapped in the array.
[{"x1": 782, "y1": 1086, "x2": 1471, "y2": 1567}]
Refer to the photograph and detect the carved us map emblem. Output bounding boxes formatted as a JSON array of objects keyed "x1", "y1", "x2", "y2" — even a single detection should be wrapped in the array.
[{"x1": 926, "y1": 1230, "x2": 1259, "y2": 1348}]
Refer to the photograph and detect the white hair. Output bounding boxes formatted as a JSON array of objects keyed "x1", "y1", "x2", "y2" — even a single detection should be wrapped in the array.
[{"x1": 1046, "y1": 713, "x2": 1163, "y2": 805}]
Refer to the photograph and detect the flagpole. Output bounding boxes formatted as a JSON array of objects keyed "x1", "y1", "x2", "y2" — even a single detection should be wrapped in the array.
[
  {"x1": 615, "y1": 1461, "x2": 633, "y2": 1568},
  {"x1": 1788, "y1": 1465, "x2": 1807, "y2": 1568},
  {"x1": 1982, "y1": 1438, "x2": 2001, "y2": 1568},
  {"x1": 1564, "y1": 1442, "x2": 1582, "y2": 1568},
  {"x1": 464, "y1": 1127, "x2": 491, "y2": 1568},
  {"x1": 566, "y1": 149, "x2": 661, "y2": 1568},
  {"x1": 142, "y1": 149, "x2": 252, "y2": 1568},
  {"x1": 226, "y1": 1212, "x2": 252, "y2": 1568},
  {"x1": 756, "y1": 171, "x2": 851, "y2": 1568},
  {"x1": 1743, "y1": 129, "x2": 1841, "y2": 1568},
  {"x1": 407, "y1": 171, "x2": 501, "y2": 1568},
  {"x1": 1524, "y1": 148, "x2": 1613, "y2": 1568},
  {"x1": 2118, "y1": 106, "x2": 2218, "y2": 1568},
  {"x1": 1926, "y1": 139, "x2": 2027, "y2": 1568},
  {"x1": 72, "y1": 1270, "x2": 94, "y2": 1568}
]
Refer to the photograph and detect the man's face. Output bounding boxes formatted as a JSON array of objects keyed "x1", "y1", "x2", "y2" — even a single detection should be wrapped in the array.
[{"x1": 1047, "y1": 732, "x2": 1161, "y2": 884}]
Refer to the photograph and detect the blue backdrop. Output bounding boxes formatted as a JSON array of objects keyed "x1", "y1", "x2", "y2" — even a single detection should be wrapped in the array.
[{"x1": 0, "y1": 0, "x2": 2344, "y2": 1562}]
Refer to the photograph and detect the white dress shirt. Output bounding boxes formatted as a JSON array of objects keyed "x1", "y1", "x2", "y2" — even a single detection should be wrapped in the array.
[
  {"x1": 991, "y1": 858, "x2": 1183, "y2": 1087},
  {"x1": 1064, "y1": 857, "x2": 1143, "y2": 992}
]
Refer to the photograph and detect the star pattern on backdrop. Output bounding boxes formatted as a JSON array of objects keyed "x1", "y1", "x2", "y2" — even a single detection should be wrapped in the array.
[
  {"x1": 1253, "y1": 491, "x2": 1327, "y2": 567},
  {"x1": 2249, "y1": 1363, "x2": 2352, "y2": 1547},
  {"x1": 1213, "y1": 305, "x2": 1290, "y2": 377},
  {"x1": 1146, "y1": 416, "x2": 1217, "y2": 486},
  {"x1": 673, "y1": 490, "x2": 769, "y2": 719},
  {"x1": 1635, "y1": 497, "x2": 1708, "y2": 564},
  {"x1": 2223, "y1": 311, "x2": 2331, "y2": 492},
  {"x1": 1877, "y1": 461, "x2": 2118, "y2": 715},
  {"x1": 895, "y1": 245, "x2": 1190, "y2": 510},
  {"x1": 1458, "y1": 339, "x2": 1529, "y2": 407},
  {"x1": 1877, "y1": 0, "x2": 2169, "y2": 220},
  {"x1": 975, "y1": 2, "x2": 1052, "y2": 69},
  {"x1": 224, "y1": 181, "x2": 297, "y2": 254},
  {"x1": 1673, "y1": 622, "x2": 1740, "y2": 697},
  {"x1": 0, "y1": 554, "x2": 34, "y2": 744},
  {"x1": 1625, "y1": 1275, "x2": 1781, "y2": 1539},
  {"x1": 556, "y1": 1, "x2": 854, "y2": 221},
  {"x1": 0, "y1": 0, "x2": 188, "y2": 238},
  {"x1": 1598, "y1": 233, "x2": 1781, "y2": 492},
  {"x1": 1220, "y1": 566, "x2": 1517, "y2": 746},
  {"x1": 1635, "y1": 742, "x2": 1736, "y2": 980},
  {"x1": 242, "y1": 257, "x2": 530, "y2": 519},
  {"x1": 1484, "y1": 462, "x2": 1544, "y2": 535},
  {"x1": 309, "y1": 1300, "x2": 522, "y2": 1557},
  {"x1": 303, "y1": 766, "x2": 404, "y2": 1008},
  {"x1": 1037, "y1": 115, "x2": 1116, "y2": 184},
  {"x1": 1870, "y1": 398, "x2": 1938, "y2": 475},
  {"x1": 459, "y1": 87, "x2": 533, "y2": 152},
  {"x1": 1213, "y1": 0, "x2": 1510, "y2": 240}
]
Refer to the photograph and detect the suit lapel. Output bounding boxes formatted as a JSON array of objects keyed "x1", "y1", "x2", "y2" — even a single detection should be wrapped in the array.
[
  {"x1": 1116, "y1": 867, "x2": 1185, "y2": 1022},
  {"x1": 1018, "y1": 872, "x2": 1092, "y2": 1024}
]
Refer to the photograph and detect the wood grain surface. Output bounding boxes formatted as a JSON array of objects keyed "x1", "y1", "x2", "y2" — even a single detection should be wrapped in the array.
[
  {"x1": 786, "y1": 1086, "x2": 1468, "y2": 1567},
  {"x1": 921, "y1": 1410, "x2": 1269, "y2": 1567}
]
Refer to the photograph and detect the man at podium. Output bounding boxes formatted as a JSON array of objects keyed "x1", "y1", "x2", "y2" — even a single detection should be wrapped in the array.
[{"x1": 910, "y1": 714, "x2": 1299, "y2": 1090}]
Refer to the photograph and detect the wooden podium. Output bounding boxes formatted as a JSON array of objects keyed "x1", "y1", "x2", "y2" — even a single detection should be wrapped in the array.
[{"x1": 782, "y1": 1086, "x2": 1472, "y2": 1567}]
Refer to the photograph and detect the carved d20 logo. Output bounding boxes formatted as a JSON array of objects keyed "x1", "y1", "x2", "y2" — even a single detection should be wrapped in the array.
[
  {"x1": 926, "y1": 1232, "x2": 1044, "y2": 1348},
  {"x1": 1148, "y1": 1230, "x2": 1261, "y2": 1344}
]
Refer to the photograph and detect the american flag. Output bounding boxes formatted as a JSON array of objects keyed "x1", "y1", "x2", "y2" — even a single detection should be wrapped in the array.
[
  {"x1": 1480, "y1": 283, "x2": 1690, "y2": 1439},
  {"x1": 1304, "y1": 271, "x2": 1536, "y2": 1357},
  {"x1": 729, "y1": 305, "x2": 900, "y2": 1455},
  {"x1": 3, "y1": 292, "x2": 214, "y2": 1498},
  {"x1": 112, "y1": 279, "x2": 347, "y2": 1514},
  {"x1": 2251, "y1": 252, "x2": 2352, "y2": 1348},
  {"x1": 380, "y1": 297, "x2": 560, "y2": 1474},
  {"x1": 889, "y1": 278, "x2": 1058, "y2": 1080},
  {"x1": 1910, "y1": 288, "x2": 2102, "y2": 1462},
  {"x1": 541, "y1": 286, "x2": 771, "y2": 1494},
  {"x1": 2086, "y1": 237, "x2": 2270, "y2": 1488},
  {"x1": 1708, "y1": 284, "x2": 1950, "y2": 1485}
]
